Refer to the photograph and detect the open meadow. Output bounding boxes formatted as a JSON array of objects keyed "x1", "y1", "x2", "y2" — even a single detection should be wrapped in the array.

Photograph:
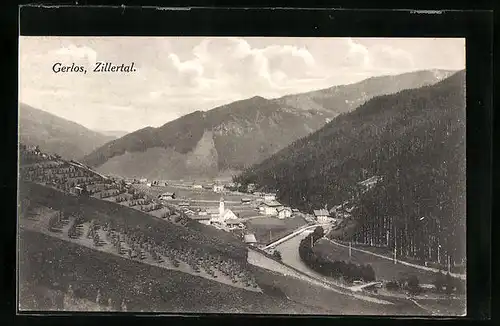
[
  {"x1": 135, "y1": 184, "x2": 253, "y2": 202},
  {"x1": 313, "y1": 239, "x2": 438, "y2": 284}
]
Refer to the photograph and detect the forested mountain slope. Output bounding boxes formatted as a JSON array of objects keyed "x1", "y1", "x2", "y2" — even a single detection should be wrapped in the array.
[{"x1": 235, "y1": 70, "x2": 466, "y2": 265}]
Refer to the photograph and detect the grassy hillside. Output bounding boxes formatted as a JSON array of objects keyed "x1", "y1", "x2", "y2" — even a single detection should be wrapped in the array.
[
  {"x1": 18, "y1": 103, "x2": 114, "y2": 159},
  {"x1": 81, "y1": 70, "x2": 454, "y2": 180},
  {"x1": 235, "y1": 70, "x2": 466, "y2": 265},
  {"x1": 18, "y1": 230, "x2": 319, "y2": 314},
  {"x1": 18, "y1": 180, "x2": 247, "y2": 262}
]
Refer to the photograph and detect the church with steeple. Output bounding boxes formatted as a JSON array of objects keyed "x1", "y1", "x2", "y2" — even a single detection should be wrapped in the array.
[{"x1": 209, "y1": 196, "x2": 238, "y2": 224}]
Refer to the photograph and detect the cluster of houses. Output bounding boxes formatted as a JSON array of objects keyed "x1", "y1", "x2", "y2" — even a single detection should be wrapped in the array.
[
  {"x1": 184, "y1": 197, "x2": 245, "y2": 231},
  {"x1": 193, "y1": 183, "x2": 225, "y2": 193}
]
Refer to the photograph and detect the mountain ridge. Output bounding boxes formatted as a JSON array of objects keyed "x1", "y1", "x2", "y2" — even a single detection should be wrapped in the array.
[
  {"x1": 82, "y1": 69, "x2": 457, "y2": 180},
  {"x1": 18, "y1": 103, "x2": 115, "y2": 160}
]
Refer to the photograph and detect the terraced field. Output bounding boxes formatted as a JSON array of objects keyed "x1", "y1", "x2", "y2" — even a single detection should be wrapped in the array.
[
  {"x1": 20, "y1": 206, "x2": 259, "y2": 292},
  {"x1": 19, "y1": 180, "x2": 247, "y2": 262},
  {"x1": 18, "y1": 229, "x2": 325, "y2": 314}
]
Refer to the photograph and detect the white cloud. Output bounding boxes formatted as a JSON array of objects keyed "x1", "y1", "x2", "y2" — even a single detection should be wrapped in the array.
[
  {"x1": 19, "y1": 37, "x2": 465, "y2": 132},
  {"x1": 346, "y1": 38, "x2": 371, "y2": 68},
  {"x1": 168, "y1": 53, "x2": 204, "y2": 76}
]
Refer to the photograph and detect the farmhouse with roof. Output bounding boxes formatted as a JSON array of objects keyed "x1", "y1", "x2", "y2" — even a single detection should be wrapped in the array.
[
  {"x1": 313, "y1": 209, "x2": 330, "y2": 223},
  {"x1": 158, "y1": 192, "x2": 175, "y2": 200},
  {"x1": 213, "y1": 184, "x2": 225, "y2": 193},
  {"x1": 264, "y1": 193, "x2": 277, "y2": 202},
  {"x1": 277, "y1": 207, "x2": 292, "y2": 219},
  {"x1": 259, "y1": 200, "x2": 283, "y2": 216},
  {"x1": 244, "y1": 233, "x2": 258, "y2": 245}
]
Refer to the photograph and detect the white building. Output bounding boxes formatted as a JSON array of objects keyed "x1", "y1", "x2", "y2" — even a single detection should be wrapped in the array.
[
  {"x1": 260, "y1": 201, "x2": 283, "y2": 216},
  {"x1": 208, "y1": 197, "x2": 238, "y2": 224},
  {"x1": 213, "y1": 184, "x2": 225, "y2": 193},
  {"x1": 158, "y1": 192, "x2": 175, "y2": 200},
  {"x1": 277, "y1": 207, "x2": 292, "y2": 219},
  {"x1": 358, "y1": 175, "x2": 383, "y2": 191},
  {"x1": 244, "y1": 233, "x2": 258, "y2": 245},
  {"x1": 225, "y1": 219, "x2": 246, "y2": 230},
  {"x1": 313, "y1": 209, "x2": 331, "y2": 223},
  {"x1": 264, "y1": 193, "x2": 277, "y2": 202},
  {"x1": 241, "y1": 198, "x2": 252, "y2": 204}
]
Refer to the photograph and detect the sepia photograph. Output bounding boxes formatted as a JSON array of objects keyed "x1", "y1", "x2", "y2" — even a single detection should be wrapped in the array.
[{"x1": 18, "y1": 36, "x2": 466, "y2": 315}]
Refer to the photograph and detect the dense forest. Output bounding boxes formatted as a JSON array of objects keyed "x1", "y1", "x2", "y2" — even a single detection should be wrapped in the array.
[{"x1": 235, "y1": 70, "x2": 466, "y2": 266}]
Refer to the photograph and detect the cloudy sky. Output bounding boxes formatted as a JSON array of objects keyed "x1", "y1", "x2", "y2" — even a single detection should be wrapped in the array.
[{"x1": 19, "y1": 37, "x2": 465, "y2": 132}]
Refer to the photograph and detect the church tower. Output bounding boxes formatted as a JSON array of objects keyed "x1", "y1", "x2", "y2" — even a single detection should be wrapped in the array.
[{"x1": 219, "y1": 196, "x2": 225, "y2": 219}]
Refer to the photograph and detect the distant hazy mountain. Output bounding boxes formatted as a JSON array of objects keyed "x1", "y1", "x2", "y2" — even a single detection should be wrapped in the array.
[
  {"x1": 82, "y1": 69, "x2": 456, "y2": 180},
  {"x1": 18, "y1": 103, "x2": 115, "y2": 160},
  {"x1": 95, "y1": 129, "x2": 129, "y2": 139}
]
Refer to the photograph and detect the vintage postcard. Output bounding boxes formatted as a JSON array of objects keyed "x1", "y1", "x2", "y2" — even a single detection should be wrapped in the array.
[{"x1": 18, "y1": 36, "x2": 466, "y2": 315}]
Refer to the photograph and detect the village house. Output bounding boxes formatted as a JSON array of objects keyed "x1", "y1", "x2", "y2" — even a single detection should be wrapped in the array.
[
  {"x1": 71, "y1": 186, "x2": 83, "y2": 196},
  {"x1": 260, "y1": 200, "x2": 283, "y2": 216},
  {"x1": 241, "y1": 198, "x2": 252, "y2": 204},
  {"x1": 213, "y1": 184, "x2": 225, "y2": 193},
  {"x1": 264, "y1": 193, "x2": 277, "y2": 202},
  {"x1": 313, "y1": 209, "x2": 331, "y2": 223},
  {"x1": 358, "y1": 175, "x2": 383, "y2": 191},
  {"x1": 189, "y1": 215, "x2": 211, "y2": 225},
  {"x1": 225, "y1": 219, "x2": 246, "y2": 230},
  {"x1": 277, "y1": 207, "x2": 292, "y2": 219},
  {"x1": 158, "y1": 192, "x2": 175, "y2": 200},
  {"x1": 244, "y1": 233, "x2": 258, "y2": 245},
  {"x1": 192, "y1": 184, "x2": 203, "y2": 189},
  {"x1": 202, "y1": 183, "x2": 213, "y2": 190}
]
